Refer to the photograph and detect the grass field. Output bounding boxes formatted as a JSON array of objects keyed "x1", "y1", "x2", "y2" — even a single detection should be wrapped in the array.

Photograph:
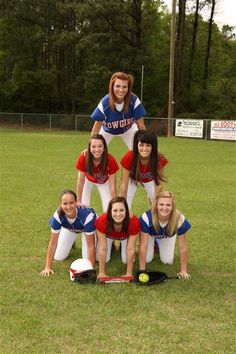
[{"x1": 0, "y1": 129, "x2": 235, "y2": 353}]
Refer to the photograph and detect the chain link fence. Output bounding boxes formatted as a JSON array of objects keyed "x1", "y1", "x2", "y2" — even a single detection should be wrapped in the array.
[{"x1": 0, "y1": 111, "x2": 229, "y2": 140}]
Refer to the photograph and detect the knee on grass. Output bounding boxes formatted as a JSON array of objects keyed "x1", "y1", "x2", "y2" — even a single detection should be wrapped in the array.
[{"x1": 54, "y1": 254, "x2": 67, "y2": 262}]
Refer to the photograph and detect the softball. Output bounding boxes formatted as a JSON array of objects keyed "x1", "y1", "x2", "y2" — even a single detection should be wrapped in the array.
[{"x1": 138, "y1": 272, "x2": 149, "y2": 283}]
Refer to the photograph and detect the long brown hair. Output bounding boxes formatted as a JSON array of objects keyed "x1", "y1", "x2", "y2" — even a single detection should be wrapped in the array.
[
  {"x1": 151, "y1": 191, "x2": 180, "y2": 236},
  {"x1": 109, "y1": 72, "x2": 134, "y2": 113},
  {"x1": 130, "y1": 130, "x2": 164, "y2": 185},
  {"x1": 86, "y1": 134, "x2": 108, "y2": 177},
  {"x1": 107, "y1": 197, "x2": 130, "y2": 235}
]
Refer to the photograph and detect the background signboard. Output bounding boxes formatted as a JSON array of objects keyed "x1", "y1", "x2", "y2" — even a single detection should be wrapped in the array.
[
  {"x1": 210, "y1": 120, "x2": 236, "y2": 141},
  {"x1": 175, "y1": 119, "x2": 203, "y2": 138}
]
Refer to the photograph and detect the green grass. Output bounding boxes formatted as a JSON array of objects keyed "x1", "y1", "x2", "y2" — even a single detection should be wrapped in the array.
[{"x1": 0, "y1": 129, "x2": 235, "y2": 353}]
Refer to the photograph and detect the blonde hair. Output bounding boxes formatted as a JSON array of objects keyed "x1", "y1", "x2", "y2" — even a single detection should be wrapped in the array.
[
  {"x1": 108, "y1": 72, "x2": 134, "y2": 112},
  {"x1": 151, "y1": 191, "x2": 181, "y2": 236}
]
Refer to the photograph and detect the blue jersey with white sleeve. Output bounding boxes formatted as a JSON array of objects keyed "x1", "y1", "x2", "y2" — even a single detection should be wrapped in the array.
[
  {"x1": 49, "y1": 207, "x2": 96, "y2": 235},
  {"x1": 140, "y1": 210, "x2": 191, "y2": 239},
  {"x1": 91, "y1": 94, "x2": 146, "y2": 135}
]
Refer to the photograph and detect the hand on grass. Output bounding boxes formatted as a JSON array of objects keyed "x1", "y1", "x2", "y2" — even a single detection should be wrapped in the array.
[
  {"x1": 40, "y1": 268, "x2": 54, "y2": 276},
  {"x1": 177, "y1": 271, "x2": 190, "y2": 280}
]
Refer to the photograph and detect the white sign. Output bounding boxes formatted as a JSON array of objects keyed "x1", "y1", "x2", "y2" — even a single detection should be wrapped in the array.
[
  {"x1": 210, "y1": 120, "x2": 236, "y2": 141},
  {"x1": 175, "y1": 119, "x2": 203, "y2": 138}
]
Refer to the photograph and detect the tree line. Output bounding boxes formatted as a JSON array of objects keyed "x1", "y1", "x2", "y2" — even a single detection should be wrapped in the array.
[{"x1": 0, "y1": 0, "x2": 235, "y2": 119}]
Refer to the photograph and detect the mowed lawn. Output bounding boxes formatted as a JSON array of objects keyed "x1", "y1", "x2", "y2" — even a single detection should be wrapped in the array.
[{"x1": 0, "y1": 129, "x2": 235, "y2": 354}]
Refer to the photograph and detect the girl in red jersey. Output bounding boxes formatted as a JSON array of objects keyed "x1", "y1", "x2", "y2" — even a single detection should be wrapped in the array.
[
  {"x1": 75, "y1": 134, "x2": 119, "y2": 212},
  {"x1": 96, "y1": 197, "x2": 140, "y2": 277},
  {"x1": 75, "y1": 134, "x2": 119, "y2": 259},
  {"x1": 119, "y1": 130, "x2": 168, "y2": 208}
]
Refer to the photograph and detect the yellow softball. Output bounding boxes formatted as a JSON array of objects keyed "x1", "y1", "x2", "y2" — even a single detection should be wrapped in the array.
[{"x1": 138, "y1": 272, "x2": 149, "y2": 283}]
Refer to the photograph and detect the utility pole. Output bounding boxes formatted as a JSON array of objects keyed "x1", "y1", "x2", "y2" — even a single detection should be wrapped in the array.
[
  {"x1": 140, "y1": 65, "x2": 144, "y2": 101},
  {"x1": 167, "y1": 0, "x2": 176, "y2": 137}
]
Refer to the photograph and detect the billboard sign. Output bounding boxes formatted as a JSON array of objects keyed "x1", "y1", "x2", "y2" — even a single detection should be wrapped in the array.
[
  {"x1": 175, "y1": 119, "x2": 204, "y2": 138},
  {"x1": 210, "y1": 120, "x2": 236, "y2": 141}
]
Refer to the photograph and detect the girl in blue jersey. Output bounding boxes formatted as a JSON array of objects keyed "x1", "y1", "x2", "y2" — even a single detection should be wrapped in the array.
[
  {"x1": 91, "y1": 72, "x2": 146, "y2": 149},
  {"x1": 139, "y1": 191, "x2": 191, "y2": 279},
  {"x1": 40, "y1": 190, "x2": 97, "y2": 276}
]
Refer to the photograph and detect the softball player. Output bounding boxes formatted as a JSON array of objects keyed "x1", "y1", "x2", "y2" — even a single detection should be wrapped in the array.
[
  {"x1": 95, "y1": 197, "x2": 140, "y2": 277},
  {"x1": 119, "y1": 130, "x2": 168, "y2": 209},
  {"x1": 91, "y1": 72, "x2": 146, "y2": 149},
  {"x1": 75, "y1": 134, "x2": 119, "y2": 212},
  {"x1": 139, "y1": 191, "x2": 191, "y2": 279},
  {"x1": 40, "y1": 190, "x2": 97, "y2": 276}
]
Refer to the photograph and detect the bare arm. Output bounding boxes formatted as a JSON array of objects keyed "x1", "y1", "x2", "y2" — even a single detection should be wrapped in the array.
[
  {"x1": 85, "y1": 233, "x2": 96, "y2": 267},
  {"x1": 119, "y1": 167, "x2": 130, "y2": 198},
  {"x1": 40, "y1": 232, "x2": 59, "y2": 276},
  {"x1": 138, "y1": 232, "x2": 149, "y2": 270},
  {"x1": 96, "y1": 230, "x2": 108, "y2": 278},
  {"x1": 136, "y1": 118, "x2": 146, "y2": 130},
  {"x1": 124, "y1": 234, "x2": 138, "y2": 276},
  {"x1": 177, "y1": 234, "x2": 190, "y2": 279},
  {"x1": 91, "y1": 121, "x2": 103, "y2": 135},
  {"x1": 108, "y1": 173, "x2": 117, "y2": 199},
  {"x1": 76, "y1": 171, "x2": 85, "y2": 205}
]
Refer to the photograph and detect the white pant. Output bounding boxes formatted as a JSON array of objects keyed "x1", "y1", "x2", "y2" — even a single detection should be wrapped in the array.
[
  {"x1": 54, "y1": 226, "x2": 132, "y2": 264},
  {"x1": 126, "y1": 179, "x2": 155, "y2": 209},
  {"x1": 99, "y1": 124, "x2": 138, "y2": 150},
  {"x1": 145, "y1": 235, "x2": 177, "y2": 264},
  {"x1": 104, "y1": 238, "x2": 129, "y2": 263},
  {"x1": 54, "y1": 227, "x2": 84, "y2": 261},
  {"x1": 81, "y1": 178, "x2": 113, "y2": 262},
  {"x1": 82, "y1": 177, "x2": 111, "y2": 212}
]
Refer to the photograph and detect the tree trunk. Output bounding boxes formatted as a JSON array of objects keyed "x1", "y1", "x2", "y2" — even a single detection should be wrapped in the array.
[
  {"x1": 174, "y1": 0, "x2": 186, "y2": 114},
  {"x1": 203, "y1": 0, "x2": 216, "y2": 89},
  {"x1": 187, "y1": 0, "x2": 200, "y2": 90}
]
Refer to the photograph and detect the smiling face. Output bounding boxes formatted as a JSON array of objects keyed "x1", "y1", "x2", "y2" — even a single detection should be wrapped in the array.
[
  {"x1": 89, "y1": 138, "x2": 104, "y2": 160},
  {"x1": 111, "y1": 202, "x2": 126, "y2": 224},
  {"x1": 113, "y1": 79, "x2": 129, "y2": 103},
  {"x1": 60, "y1": 193, "x2": 77, "y2": 218},
  {"x1": 137, "y1": 141, "x2": 152, "y2": 160},
  {"x1": 156, "y1": 197, "x2": 173, "y2": 221}
]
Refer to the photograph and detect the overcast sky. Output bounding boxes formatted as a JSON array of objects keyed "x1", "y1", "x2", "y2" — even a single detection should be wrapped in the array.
[{"x1": 163, "y1": 0, "x2": 236, "y2": 29}]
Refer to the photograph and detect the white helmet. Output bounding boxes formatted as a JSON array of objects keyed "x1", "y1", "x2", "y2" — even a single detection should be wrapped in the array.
[{"x1": 69, "y1": 258, "x2": 95, "y2": 282}]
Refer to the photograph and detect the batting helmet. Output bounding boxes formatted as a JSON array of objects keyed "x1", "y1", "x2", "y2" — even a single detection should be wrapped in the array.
[{"x1": 69, "y1": 258, "x2": 96, "y2": 283}]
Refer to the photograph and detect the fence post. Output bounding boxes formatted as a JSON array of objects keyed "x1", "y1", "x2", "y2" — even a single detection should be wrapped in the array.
[
  {"x1": 75, "y1": 115, "x2": 78, "y2": 131},
  {"x1": 49, "y1": 114, "x2": 52, "y2": 130},
  {"x1": 21, "y1": 113, "x2": 23, "y2": 130},
  {"x1": 205, "y1": 119, "x2": 208, "y2": 140}
]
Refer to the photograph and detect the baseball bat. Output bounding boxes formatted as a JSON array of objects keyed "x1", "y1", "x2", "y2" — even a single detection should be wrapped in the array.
[{"x1": 99, "y1": 275, "x2": 134, "y2": 284}]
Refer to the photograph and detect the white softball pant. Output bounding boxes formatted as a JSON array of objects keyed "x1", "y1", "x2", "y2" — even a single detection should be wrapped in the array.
[
  {"x1": 126, "y1": 179, "x2": 155, "y2": 209},
  {"x1": 82, "y1": 232, "x2": 113, "y2": 263},
  {"x1": 145, "y1": 235, "x2": 177, "y2": 264},
  {"x1": 54, "y1": 227, "x2": 89, "y2": 261},
  {"x1": 104, "y1": 238, "x2": 129, "y2": 263},
  {"x1": 81, "y1": 178, "x2": 113, "y2": 262},
  {"x1": 99, "y1": 124, "x2": 138, "y2": 150},
  {"x1": 54, "y1": 227, "x2": 100, "y2": 262},
  {"x1": 81, "y1": 177, "x2": 111, "y2": 212}
]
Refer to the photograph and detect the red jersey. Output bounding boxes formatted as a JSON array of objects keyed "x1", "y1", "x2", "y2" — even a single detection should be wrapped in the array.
[
  {"x1": 120, "y1": 150, "x2": 168, "y2": 183},
  {"x1": 95, "y1": 213, "x2": 140, "y2": 240},
  {"x1": 75, "y1": 152, "x2": 119, "y2": 184}
]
